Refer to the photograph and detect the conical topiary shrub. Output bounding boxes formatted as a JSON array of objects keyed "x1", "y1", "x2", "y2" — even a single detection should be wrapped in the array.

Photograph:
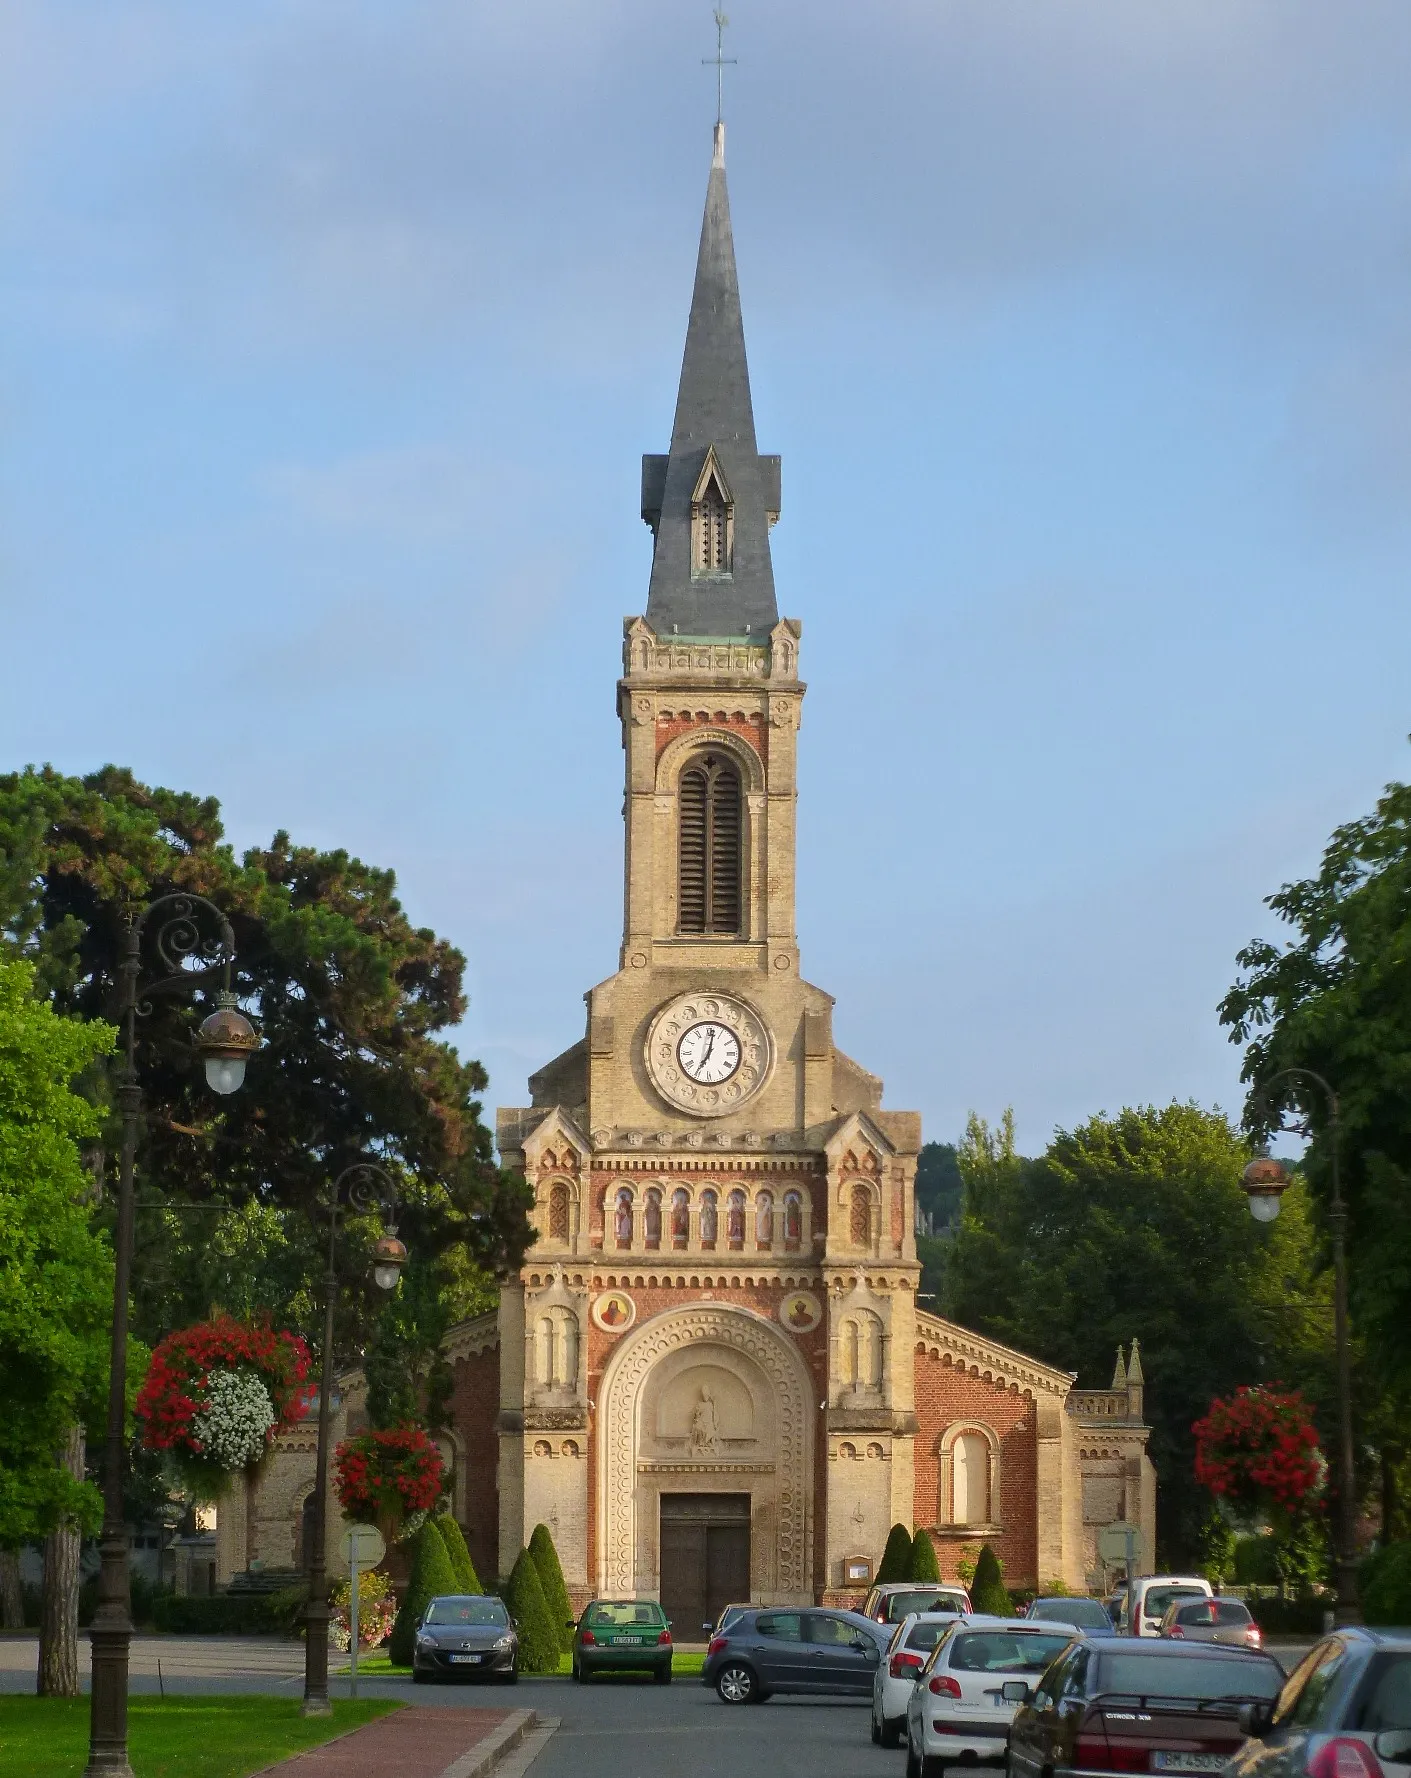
[
  {"x1": 909, "y1": 1527, "x2": 941, "y2": 1583},
  {"x1": 505, "y1": 1546, "x2": 559, "y2": 1674},
  {"x1": 389, "y1": 1520, "x2": 459, "y2": 1666},
  {"x1": 435, "y1": 1514, "x2": 480, "y2": 1594},
  {"x1": 528, "y1": 1522, "x2": 574, "y2": 1651},
  {"x1": 971, "y1": 1543, "x2": 1012, "y2": 1616},
  {"x1": 877, "y1": 1523, "x2": 914, "y2": 1584}
]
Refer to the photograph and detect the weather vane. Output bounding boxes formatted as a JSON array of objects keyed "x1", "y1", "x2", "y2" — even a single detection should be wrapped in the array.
[{"x1": 702, "y1": 9, "x2": 736, "y2": 127}]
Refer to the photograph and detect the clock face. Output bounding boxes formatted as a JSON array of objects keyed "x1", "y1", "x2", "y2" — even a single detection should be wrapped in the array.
[
  {"x1": 644, "y1": 992, "x2": 773, "y2": 1117},
  {"x1": 677, "y1": 1020, "x2": 741, "y2": 1084}
]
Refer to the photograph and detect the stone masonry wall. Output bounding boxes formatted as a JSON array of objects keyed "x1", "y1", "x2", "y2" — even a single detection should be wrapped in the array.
[{"x1": 448, "y1": 1345, "x2": 500, "y2": 1585}]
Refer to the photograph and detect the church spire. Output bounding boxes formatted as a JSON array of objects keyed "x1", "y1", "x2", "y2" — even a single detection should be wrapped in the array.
[{"x1": 640, "y1": 126, "x2": 780, "y2": 638}]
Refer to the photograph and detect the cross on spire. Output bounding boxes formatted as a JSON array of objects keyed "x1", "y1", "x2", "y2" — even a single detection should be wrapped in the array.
[{"x1": 702, "y1": 9, "x2": 736, "y2": 127}]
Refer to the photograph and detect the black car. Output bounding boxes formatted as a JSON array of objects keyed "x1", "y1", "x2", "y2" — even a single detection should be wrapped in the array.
[
  {"x1": 1228, "y1": 1628, "x2": 1411, "y2": 1778},
  {"x1": 412, "y1": 1593, "x2": 519, "y2": 1683},
  {"x1": 702, "y1": 1606, "x2": 887, "y2": 1705}
]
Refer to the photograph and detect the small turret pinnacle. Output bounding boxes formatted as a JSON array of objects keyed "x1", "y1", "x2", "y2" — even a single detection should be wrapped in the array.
[{"x1": 1112, "y1": 1346, "x2": 1128, "y2": 1389}]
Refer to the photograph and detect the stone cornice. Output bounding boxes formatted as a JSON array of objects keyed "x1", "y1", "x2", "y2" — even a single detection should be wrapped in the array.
[
  {"x1": 914, "y1": 1310, "x2": 1076, "y2": 1400},
  {"x1": 443, "y1": 1310, "x2": 499, "y2": 1364}
]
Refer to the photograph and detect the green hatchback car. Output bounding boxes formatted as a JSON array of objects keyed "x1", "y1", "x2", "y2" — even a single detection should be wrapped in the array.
[{"x1": 570, "y1": 1600, "x2": 673, "y2": 1684}]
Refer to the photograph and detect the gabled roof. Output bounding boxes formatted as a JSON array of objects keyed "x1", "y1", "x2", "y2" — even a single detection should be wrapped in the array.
[{"x1": 642, "y1": 123, "x2": 780, "y2": 639}]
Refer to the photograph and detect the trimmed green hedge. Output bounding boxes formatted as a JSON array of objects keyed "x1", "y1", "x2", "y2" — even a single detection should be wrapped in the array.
[
  {"x1": 971, "y1": 1544, "x2": 1013, "y2": 1616},
  {"x1": 504, "y1": 1547, "x2": 559, "y2": 1674},
  {"x1": 435, "y1": 1516, "x2": 480, "y2": 1594},
  {"x1": 878, "y1": 1524, "x2": 914, "y2": 1584},
  {"x1": 1244, "y1": 1591, "x2": 1334, "y2": 1635},
  {"x1": 910, "y1": 1528, "x2": 941, "y2": 1583},
  {"x1": 388, "y1": 1522, "x2": 458, "y2": 1667},
  {"x1": 1361, "y1": 1543, "x2": 1411, "y2": 1626},
  {"x1": 149, "y1": 1594, "x2": 282, "y2": 1635},
  {"x1": 528, "y1": 1523, "x2": 574, "y2": 1652}
]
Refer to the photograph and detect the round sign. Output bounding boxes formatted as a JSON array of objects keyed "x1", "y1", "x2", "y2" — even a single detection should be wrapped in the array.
[
  {"x1": 591, "y1": 1290, "x2": 636, "y2": 1333},
  {"x1": 1097, "y1": 1522, "x2": 1143, "y2": 1566},
  {"x1": 779, "y1": 1291, "x2": 823, "y2": 1334},
  {"x1": 339, "y1": 1523, "x2": 386, "y2": 1567}
]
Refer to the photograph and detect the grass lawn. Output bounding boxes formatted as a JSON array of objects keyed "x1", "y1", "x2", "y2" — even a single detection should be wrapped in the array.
[
  {"x1": 0, "y1": 1695, "x2": 400, "y2": 1778},
  {"x1": 339, "y1": 1649, "x2": 707, "y2": 1678}
]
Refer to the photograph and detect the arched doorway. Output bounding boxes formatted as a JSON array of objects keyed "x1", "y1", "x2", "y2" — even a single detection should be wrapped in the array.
[{"x1": 596, "y1": 1304, "x2": 813, "y2": 1604}]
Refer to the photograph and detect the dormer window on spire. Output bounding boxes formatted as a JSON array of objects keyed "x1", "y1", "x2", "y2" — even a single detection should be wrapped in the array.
[{"x1": 691, "y1": 452, "x2": 733, "y2": 576}]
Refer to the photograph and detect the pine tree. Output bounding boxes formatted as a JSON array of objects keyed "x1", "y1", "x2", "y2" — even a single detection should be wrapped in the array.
[
  {"x1": 909, "y1": 1527, "x2": 941, "y2": 1583},
  {"x1": 505, "y1": 1546, "x2": 559, "y2": 1675},
  {"x1": 527, "y1": 1522, "x2": 574, "y2": 1651},
  {"x1": 877, "y1": 1523, "x2": 914, "y2": 1584},
  {"x1": 971, "y1": 1543, "x2": 1013, "y2": 1616},
  {"x1": 435, "y1": 1514, "x2": 480, "y2": 1594},
  {"x1": 389, "y1": 1521, "x2": 459, "y2": 1667}
]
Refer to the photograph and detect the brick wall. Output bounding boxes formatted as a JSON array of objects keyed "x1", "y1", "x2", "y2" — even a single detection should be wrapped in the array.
[
  {"x1": 913, "y1": 1347, "x2": 1039, "y2": 1588},
  {"x1": 448, "y1": 1344, "x2": 500, "y2": 1586}
]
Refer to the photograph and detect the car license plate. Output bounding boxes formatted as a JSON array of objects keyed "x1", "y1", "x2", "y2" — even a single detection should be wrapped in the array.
[
  {"x1": 449, "y1": 1653, "x2": 483, "y2": 1664},
  {"x1": 1153, "y1": 1754, "x2": 1226, "y2": 1770},
  {"x1": 614, "y1": 1636, "x2": 644, "y2": 1645}
]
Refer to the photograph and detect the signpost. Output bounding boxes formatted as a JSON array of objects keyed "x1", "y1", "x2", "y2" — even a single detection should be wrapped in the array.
[
  {"x1": 1098, "y1": 1522, "x2": 1143, "y2": 1630},
  {"x1": 338, "y1": 1524, "x2": 386, "y2": 1698}
]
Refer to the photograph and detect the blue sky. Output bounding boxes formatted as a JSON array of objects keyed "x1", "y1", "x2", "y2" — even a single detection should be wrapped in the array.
[{"x1": 3, "y1": 0, "x2": 1409, "y2": 1156}]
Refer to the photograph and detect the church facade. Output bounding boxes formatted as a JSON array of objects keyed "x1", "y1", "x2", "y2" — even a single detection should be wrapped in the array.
[{"x1": 218, "y1": 124, "x2": 1155, "y2": 1616}]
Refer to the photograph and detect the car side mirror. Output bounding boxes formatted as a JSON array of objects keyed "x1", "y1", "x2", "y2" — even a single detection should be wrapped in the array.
[
  {"x1": 1375, "y1": 1732, "x2": 1411, "y2": 1764},
  {"x1": 1237, "y1": 1702, "x2": 1274, "y2": 1739},
  {"x1": 566, "y1": 1619, "x2": 577, "y2": 1630},
  {"x1": 1002, "y1": 1681, "x2": 1032, "y2": 1706},
  {"x1": 855, "y1": 1638, "x2": 880, "y2": 1661}
]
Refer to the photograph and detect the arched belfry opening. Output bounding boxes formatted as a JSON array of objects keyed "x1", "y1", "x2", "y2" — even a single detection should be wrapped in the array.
[
  {"x1": 678, "y1": 752, "x2": 742, "y2": 935},
  {"x1": 691, "y1": 453, "x2": 734, "y2": 576}
]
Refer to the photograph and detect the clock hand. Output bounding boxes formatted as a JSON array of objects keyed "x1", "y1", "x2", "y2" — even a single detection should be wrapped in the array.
[{"x1": 700, "y1": 1029, "x2": 716, "y2": 1067}]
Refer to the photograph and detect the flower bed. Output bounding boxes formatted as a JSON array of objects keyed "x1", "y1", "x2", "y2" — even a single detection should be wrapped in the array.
[
  {"x1": 330, "y1": 1570, "x2": 395, "y2": 1651},
  {"x1": 134, "y1": 1315, "x2": 312, "y2": 1498}
]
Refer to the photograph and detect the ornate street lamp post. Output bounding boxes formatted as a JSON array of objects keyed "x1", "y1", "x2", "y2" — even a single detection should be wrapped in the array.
[
  {"x1": 86, "y1": 896, "x2": 259, "y2": 1778},
  {"x1": 301, "y1": 1163, "x2": 406, "y2": 1717},
  {"x1": 1241, "y1": 1066, "x2": 1360, "y2": 1625}
]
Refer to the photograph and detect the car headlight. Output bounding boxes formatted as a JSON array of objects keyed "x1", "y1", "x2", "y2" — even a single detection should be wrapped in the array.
[
  {"x1": 415, "y1": 1633, "x2": 435, "y2": 1648},
  {"x1": 493, "y1": 1634, "x2": 515, "y2": 1650}
]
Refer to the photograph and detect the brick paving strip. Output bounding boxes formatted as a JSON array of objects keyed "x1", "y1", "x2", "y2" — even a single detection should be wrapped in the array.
[{"x1": 251, "y1": 1705, "x2": 540, "y2": 1778}]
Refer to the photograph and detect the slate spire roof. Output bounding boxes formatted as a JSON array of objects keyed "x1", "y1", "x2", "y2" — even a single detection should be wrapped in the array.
[{"x1": 641, "y1": 123, "x2": 780, "y2": 638}]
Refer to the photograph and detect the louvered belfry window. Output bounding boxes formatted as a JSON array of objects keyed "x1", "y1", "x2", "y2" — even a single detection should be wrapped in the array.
[
  {"x1": 692, "y1": 468, "x2": 732, "y2": 574},
  {"x1": 678, "y1": 752, "x2": 742, "y2": 935}
]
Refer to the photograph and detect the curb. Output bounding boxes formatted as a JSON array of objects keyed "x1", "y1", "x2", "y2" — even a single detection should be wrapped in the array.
[{"x1": 437, "y1": 1708, "x2": 540, "y2": 1778}]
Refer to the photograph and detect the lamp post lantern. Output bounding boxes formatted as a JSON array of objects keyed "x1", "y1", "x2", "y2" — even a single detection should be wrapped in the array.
[
  {"x1": 1243, "y1": 1067, "x2": 1360, "y2": 1626},
  {"x1": 301, "y1": 1163, "x2": 406, "y2": 1717},
  {"x1": 86, "y1": 896, "x2": 258, "y2": 1778}
]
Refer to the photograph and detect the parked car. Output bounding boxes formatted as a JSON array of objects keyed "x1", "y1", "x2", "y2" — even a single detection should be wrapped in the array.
[
  {"x1": 903, "y1": 1616, "x2": 1077, "y2": 1778},
  {"x1": 702, "y1": 1603, "x2": 750, "y2": 1638},
  {"x1": 873, "y1": 1611, "x2": 967, "y2": 1748},
  {"x1": 1160, "y1": 1596, "x2": 1263, "y2": 1650},
  {"x1": 864, "y1": 1581, "x2": 974, "y2": 1626},
  {"x1": 1121, "y1": 1575, "x2": 1214, "y2": 1638},
  {"x1": 1227, "y1": 1628, "x2": 1411, "y2": 1778},
  {"x1": 1025, "y1": 1597, "x2": 1118, "y2": 1634},
  {"x1": 411, "y1": 1593, "x2": 519, "y2": 1684},
  {"x1": 570, "y1": 1599, "x2": 673, "y2": 1684},
  {"x1": 1005, "y1": 1638, "x2": 1284, "y2": 1778},
  {"x1": 702, "y1": 1606, "x2": 888, "y2": 1705}
]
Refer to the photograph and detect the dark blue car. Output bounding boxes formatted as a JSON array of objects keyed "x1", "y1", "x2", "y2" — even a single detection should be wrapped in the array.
[{"x1": 702, "y1": 1606, "x2": 889, "y2": 1704}]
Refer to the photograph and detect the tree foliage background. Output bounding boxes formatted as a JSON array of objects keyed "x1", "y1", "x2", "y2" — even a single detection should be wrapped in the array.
[{"x1": 0, "y1": 765, "x2": 532, "y2": 1437}]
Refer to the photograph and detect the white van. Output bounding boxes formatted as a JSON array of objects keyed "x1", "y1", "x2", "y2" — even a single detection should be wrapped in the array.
[{"x1": 1122, "y1": 1574, "x2": 1213, "y2": 1637}]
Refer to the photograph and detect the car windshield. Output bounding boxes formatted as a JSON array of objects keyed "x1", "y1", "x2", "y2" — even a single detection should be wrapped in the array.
[
  {"x1": 1144, "y1": 1587, "x2": 1209, "y2": 1619},
  {"x1": 585, "y1": 1602, "x2": 665, "y2": 1628},
  {"x1": 425, "y1": 1598, "x2": 509, "y2": 1627},
  {"x1": 1349, "y1": 1654, "x2": 1411, "y2": 1732},
  {"x1": 887, "y1": 1590, "x2": 968, "y2": 1621},
  {"x1": 1174, "y1": 1601, "x2": 1253, "y2": 1627},
  {"x1": 1097, "y1": 1654, "x2": 1281, "y2": 1702},
  {"x1": 1031, "y1": 1599, "x2": 1112, "y2": 1629},
  {"x1": 949, "y1": 1632, "x2": 1074, "y2": 1674}
]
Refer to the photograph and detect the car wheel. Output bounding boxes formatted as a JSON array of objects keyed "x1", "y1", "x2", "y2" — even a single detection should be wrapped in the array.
[
  {"x1": 501, "y1": 1668, "x2": 519, "y2": 1685},
  {"x1": 905, "y1": 1731, "x2": 921, "y2": 1778},
  {"x1": 412, "y1": 1668, "x2": 428, "y2": 1685},
  {"x1": 881, "y1": 1716, "x2": 903, "y2": 1750},
  {"x1": 871, "y1": 1710, "x2": 883, "y2": 1746},
  {"x1": 654, "y1": 1665, "x2": 672, "y2": 1685},
  {"x1": 716, "y1": 1663, "x2": 756, "y2": 1705},
  {"x1": 921, "y1": 1759, "x2": 946, "y2": 1778}
]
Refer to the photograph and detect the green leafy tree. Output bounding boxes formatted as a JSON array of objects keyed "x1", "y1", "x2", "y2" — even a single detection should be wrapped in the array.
[
  {"x1": 0, "y1": 956, "x2": 114, "y2": 1547},
  {"x1": 528, "y1": 1522, "x2": 573, "y2": 1651},
  {"x1": 389, "y1": 1520, "x2": 458, "y2": 1667},
  {"x1": 1197, "y1": 1510, "x2": 1238, "y2": 1588},
  {"x1": 944, "y1": 1103, "x2": 1329, "y2": 1566},
  {"x1": 877, "y1": 1523, "x2": 913, "y2": 1583},
  {"x1": 0, "y1": 765, "x2": 532, "y2": 1415},
  {"x1": 435, "y1": 1514, "x2": 480, "y2": 1594},
  {"x1": 909, "y1": 1527, "x2": 941, "y2": 1583},
  {"x1": 1221, "y1": 763, "x2": 1411, "y2": 1508},
  {"x1": 504, "y1": 1546, "x2": 558, "y2": 1674},
  {"x1": 971, "y1": 1544, "x2": 1011, "y2": 1615}
]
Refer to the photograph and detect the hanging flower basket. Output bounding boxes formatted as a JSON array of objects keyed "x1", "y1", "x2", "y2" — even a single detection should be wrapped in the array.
[
  {"x1": 334, "y1": 1425, "x2": 444, "y2": 1537},
  {"x1": 134, "y1": 1315, "x2": 313, "y2": 1500},
  {"x1": 1193, "y1": 1385, "x2": 1325, "y2": 1521}
]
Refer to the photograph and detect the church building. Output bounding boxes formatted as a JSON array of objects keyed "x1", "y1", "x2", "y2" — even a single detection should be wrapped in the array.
[{"x1": 218, "y1": 123, "x2": 1155, "y2": 1619}]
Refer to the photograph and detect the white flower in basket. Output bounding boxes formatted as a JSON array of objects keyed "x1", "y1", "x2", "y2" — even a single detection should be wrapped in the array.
[{"x1": 190, "y1": 1368, "x2": 277, "y2": 1471}]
